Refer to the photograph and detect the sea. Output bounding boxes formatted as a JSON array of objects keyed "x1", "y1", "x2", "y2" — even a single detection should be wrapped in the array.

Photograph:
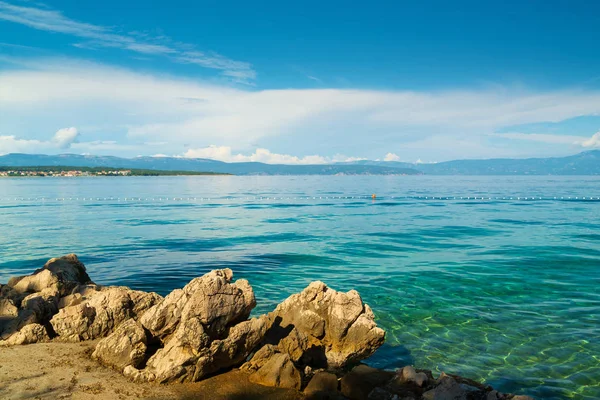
[{"x1": 0, "y1": 175, "x2": 598, "y2": 399}]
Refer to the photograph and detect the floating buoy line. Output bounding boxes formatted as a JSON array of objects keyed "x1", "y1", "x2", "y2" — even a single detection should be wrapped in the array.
[{"x1": 0, "y1": 195, "x2": 599, "y2": 204}]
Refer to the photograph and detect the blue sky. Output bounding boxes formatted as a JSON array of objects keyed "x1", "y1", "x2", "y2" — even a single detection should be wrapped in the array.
[{"x1": 1, "y1": 0, "x2": 600, "y2": 163}]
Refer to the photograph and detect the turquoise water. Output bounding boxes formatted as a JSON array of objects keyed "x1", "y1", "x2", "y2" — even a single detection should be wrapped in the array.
[{"x1": 0, "y1": 176, "x2": 599, "y2": 399}]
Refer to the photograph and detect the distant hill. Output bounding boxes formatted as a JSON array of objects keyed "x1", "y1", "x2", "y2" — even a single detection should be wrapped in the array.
[
  {"x1": 0, "y1": 151, "x2": 598, "y2": 175},
  {"x1": 0, "y1": 154, "x2": 419, "y2": 176},
  {"x1": 341, "y1": 150, "x2": 600, "y2": 175}
]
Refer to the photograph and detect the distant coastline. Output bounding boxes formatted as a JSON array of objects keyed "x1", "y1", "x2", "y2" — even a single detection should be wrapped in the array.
[
  {"x1": 1, "y1": 150, "x2": 600, "y2": 175},
  {"x1": 0, "y1": 166, "x2": 229, "y2": 177}
]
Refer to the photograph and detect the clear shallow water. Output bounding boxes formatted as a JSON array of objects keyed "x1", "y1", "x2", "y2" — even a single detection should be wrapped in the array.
[{"x1": 1, "y1": 176, "x2": 599, "y2": 399}]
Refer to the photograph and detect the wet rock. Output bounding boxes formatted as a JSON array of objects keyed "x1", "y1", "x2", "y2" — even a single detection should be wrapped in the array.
[
  {"x1": 267, "y1": 281, "x2": 385, "y2": 369},
  {"x1": 367, "y1": 387, "x2": 400, "y2": 400},
  {"x1": 50, "y1": 287, "x2": 161, "y2": 341},
  {"x1": 0, "y1": 323, "x2": 49, "y2": 346},
  {"x1": 92, "y1": 319, "x2": 148, "y2": 371},
  {"x1": 304, "y1": 371, "x2": 339, "y2": 398},
  {"x1": 395, "y1": 366, "x2": 429, "y2": 387},
  {"x1": 340, "y1": 365, "x2": 394, "y2": 400},
  {"x1": 510, "y1": 396, "x2": 534, "y2": 400},
  {"x1": 422, "y1": 375, "x2": 469, "y2": 400},
  {"x1": 486, "y1": 391, "x2": 503, "y2": 400}
]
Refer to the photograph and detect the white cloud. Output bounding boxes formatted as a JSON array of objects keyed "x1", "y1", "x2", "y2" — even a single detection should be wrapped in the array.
[
  {"x1": 0, "y1": 1, "x2": 254, "y2": 82},
  {"x1": 579, "y1": 131, "x2": 600, "y2": 148},
  {"x1": 184, "y1": 145, "x2": 331, "y2": 165},
  {"x1": 52, "y1": 127, "x2": 79, "y2": 149},
  {"x1": 0, "y1": 126, "x2": 80, "y2": 154},
  {"x1": 0, "y1": 135, "x2": 45, "y2": 154},
  {"x1": 384, "y1": 153, "x2": 401, "y2": 161}
]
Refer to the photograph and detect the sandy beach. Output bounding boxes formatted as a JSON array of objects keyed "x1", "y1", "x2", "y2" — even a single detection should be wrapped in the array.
[{"x1": 0, "y1": 341, "x2": 303, "y2": 400}]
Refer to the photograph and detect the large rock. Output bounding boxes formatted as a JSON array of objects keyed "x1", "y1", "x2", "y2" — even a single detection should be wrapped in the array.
[
  {"x1": 118, "y1": 269, "x2": 261, "y2": 383},
  {"x1": 140, "y1": 269, "x2": 255, "y2": 340},
  {"x1": 51, "y1": 287, "x2": 161, "y2": 341},
  {"x1": 245, "y1": 281, "x2": 385, "y2": 382},
  {"x1": 92, "y1": 319, "x2": 148, "y2": 371},
  {"x1": 0, "y1": 254, "x2": 97, "y2": 344}
]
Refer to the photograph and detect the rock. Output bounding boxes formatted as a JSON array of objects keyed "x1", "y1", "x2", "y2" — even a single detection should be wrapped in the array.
[
  {"x1": 140, "y1": 269, "x2": 254, "y2": 340},
  {"x1": 124, "y1": 365, "x2": 156, "y2": 383},
  {"x1": 8, "y1": 269, "x2": 60, "y2": 295},
  {"x1": 93, "y1": 319, "x2": 148, "y2": 371},
  {"x1": 0, "y1": 289, "x2": 59, "y2": 340},
  {"x1": 422, "y1": 375, "x2": 468, "y2": 400},
  {"x1": 0, "y1": 254, "x2": 98, "y2": 345},
  {"x1": 395, "y1": 366, "x2": 429, "y2": 388},
  {"x1": 304, "y1": 371, "x2": 339, "y2": 398},
  {"x1": 267, "y1": 281, "x2": 385, "y2": 369},
  {"x1": 0, "y1": 298, "x2": 18, "y2": 318},
  {"x1": 0, "y1": 323, "x2": 49, "y2": 346},
  {"x1": 40, "y1": 254, "x2": 92, "y2": 287},
  {"x1": 340, "y1": 365, "x2": 394, "y2": 400},
  {"x1": 51, "y1": 287, "x2": 161, "y2": 341},
  {"x1": 119, "y1": 269, "x2": 260, "y2": 383},
  {"x1": 487, "y1": 391, "x2": 502, "y2": 400},
  {"x1": 192, "y1": 315, "x2": 269, "y2": 380},
  {"x1": 247, "y1": 352, "x2": 302, "y2": 390},
  {"x1": 510, "y1": 396, "x2": 534, "y2": 400},
  {"x1": 367, "y1": 387, "x2": 399, "y2": 400}
]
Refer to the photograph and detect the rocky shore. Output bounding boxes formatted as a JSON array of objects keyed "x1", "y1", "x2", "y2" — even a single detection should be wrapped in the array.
[{"x1": 0, "y1": 254, "x2": 534, "y2": 400}]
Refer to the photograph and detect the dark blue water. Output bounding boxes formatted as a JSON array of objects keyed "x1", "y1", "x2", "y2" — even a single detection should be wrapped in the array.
[{"x1": 1, "y1": 176, "x2": 599, "y2": 399}]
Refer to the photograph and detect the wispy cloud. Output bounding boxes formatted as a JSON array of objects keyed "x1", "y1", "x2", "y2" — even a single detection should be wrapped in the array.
[
  {"x1": 0, "y1": 1, "x2": 255, "y2": 83},
  {"x1": 490, "y1": 132, "x2": 590, "y2": 145}
]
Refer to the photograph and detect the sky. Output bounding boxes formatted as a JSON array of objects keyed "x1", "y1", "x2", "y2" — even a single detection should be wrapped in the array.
[{"x1": 1, "y1": 0, "x2": 600, "y2": 163}]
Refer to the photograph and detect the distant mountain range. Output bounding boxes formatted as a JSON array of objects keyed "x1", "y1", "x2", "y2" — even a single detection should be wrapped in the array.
[
  {"x1": 0, "y1": 151, "x2": 599, "y2": 175},
  {"x1": 0, "y1": 153, "x2": 419, "y2": 175}
]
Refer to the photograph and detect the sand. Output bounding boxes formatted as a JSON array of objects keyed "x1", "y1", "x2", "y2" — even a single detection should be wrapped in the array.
[{"x1": 0, "y1": 341, "x2": 304, "y2": 400}]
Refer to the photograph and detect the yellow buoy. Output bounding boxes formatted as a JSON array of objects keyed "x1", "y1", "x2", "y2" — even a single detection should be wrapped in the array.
[{"x1": 372, "y1": 194, "x2": 377, "y2": 200}]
